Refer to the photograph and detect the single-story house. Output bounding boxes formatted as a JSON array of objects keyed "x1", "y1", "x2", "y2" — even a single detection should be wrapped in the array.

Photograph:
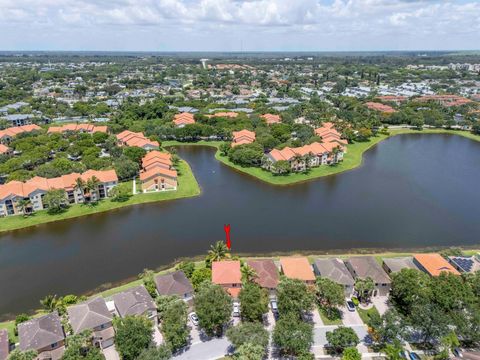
[
  {"x1": 246, "y1": 259, "x2": 279, "y2": 297},
  {"x1": 345, "y1": 256, "x2": 391, "y2": 296},
  {"x1": 231, "y1": 129, "x2": 256, "y2": 147},
  {"x1": 18, "y1": 312, "x2": 65, "y2": 360},
  {"x1": 212, "y1": 260, "x2": 242, "y2": 298},
  {"x1": 448, "y1": 255, "x2": 480, "y2": 273},
  {"x1": 280, "y1": 257, "x2": 315, "y2": 285},
  {"x1": 155, "y1": 270, "x2": 194, "y2": 301},
  {"x1": 67, "y1": 297, "x2": 115, "y2": 349},
  {"x1": 413, "y1": 254, "x2": 460, "y2": 277},
  {"x1": 313, "y1": 258, "x2": 355, "y2": 296},
  {"x1": 112, "y1": 285, "x2": 158, "y2": 324},
  {"x1": 0, "y1": 329, "x2": 9, "y2": 360},
  {"x1": 382, "y1": 257, "x2": 420, "y2": 274}
]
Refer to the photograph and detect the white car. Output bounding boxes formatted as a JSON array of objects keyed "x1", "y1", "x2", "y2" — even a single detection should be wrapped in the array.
[
  {"x1": 189, "y1": 312, "x2": 199, "y2": 326},
  {"x1": 233, "y1": 303, "x2": 240, "y2": 317}
]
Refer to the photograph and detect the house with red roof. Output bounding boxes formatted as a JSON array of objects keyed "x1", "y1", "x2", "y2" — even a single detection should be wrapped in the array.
[
  {"x1": 139, "y1": 151, "x2": 178, "y2": 192},
  {"x1": 47, "y1": 124, "x2": 108, "y2": 134},
  {"x1": 207, "y1": 112, "x2": 238, "y2": 119},
  {"x1": 261, "y1": 114, "x2": 281, "y2": 125},
  {"x1": 0, "y1": 124, "x2": 42, "y2": 144},
  {"x1": 212, "y1": 260, "x2": 242, "y2": 298},
  {"x1": 231, "y1": 129, "x2": 256, "y2": 147},
  {"x1": 0, "y1": 169, "x2": 118, "y2": 217},
  {"x1": 0, "y1": 144, "x2": 11, "y2": 155},
  {"x1": 116, "y1": 130, "x2": 159, "y2": 151},
  {"x1": 173, "y1": 113, "x2": 196, "y2": 128}
]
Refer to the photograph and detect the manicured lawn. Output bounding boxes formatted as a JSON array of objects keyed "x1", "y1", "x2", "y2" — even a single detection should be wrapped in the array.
[
  {"x1": 357, "y1": 306, "x2": 380, "y2": 325},
  {"x1": 0, "y1": 320, "x2": 16, "y2": 343},
  {"x1": 164, "y1": 129, "x2": 480, "y2": 186},
  {"x1": 319, "y1": 307, "x2": 343, "y2": 325},
  {"x1": 0, "y1": 160, "x2": 200, "y2": 234}
]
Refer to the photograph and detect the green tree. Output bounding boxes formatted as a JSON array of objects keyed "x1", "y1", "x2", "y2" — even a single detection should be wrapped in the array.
[
  {"x1": 226, "y1": 322, "x2": 269, "y2": 350},
  {"x1": 408, "y1": 303, "x2": 449, "y2": 346},
  {"x1": 342, "y1": 347, "x2": 361, "y2": 360},
  {"x1": 367, "y1": 309, "x2": 404, "y2": 347},
  {"x1": 234, "y1": 343, "x2": 265, "y2": 360},
  {"x1": 114, "y1": 157, "x2": 139, "y2": 180},
  {"x1": 14, "y1": 313, "x2": 31, "y2": 336},
  {"x1": 191, "y1": 267, "x2": 212, "y2": 291},
  {"x1": 40, "y1": 294, "x2": 59, "y2": 312},
  {"x1": 241, "y1": 263, "x2": 257, "y2": 283},
  {"x1": 123, "y1": 147, "x2": 147, "y2": 164},
  {"x1": 61, "y1": 330, "x2": 105, "y2": 360},
  {"x1": 205, "y1": 241, "x2": 230, "y2": 267},
  {"x1": 272, "y1": 315, "x2": 314, "y2": 356},
  {"x1": 239, "y1": 283, "x2": 268, "y2": 322},
  {"x1": 194, "y1": 282, "x2": 232, "y2": 336},
  {"x1": 384, "y1": 340, "x2": 404, "y2": 360},
  {"x1": 136, "y1": 345, "x2": 172, "y2": 360},
  {"x1": 271, "y1": 160, "x2": 291, "y2": 175},
  {"x1": 316, "y1": 277, "x2": 344, "y2": 317},
  {"x1": 177, "y1": 261, "x2": 195, "y2": 279},
  {"x1": 219, "y1": 143, "x2": 230, "y2": 156},
  {"x1": 113, "y1": 316, "x2": 153, "y2": 360},
  {"x1": 326, "y1": 327, "x2": 360, "y2": 354},
  {"x1": 139, "y1": 269, "x2": 157, "y2": 298},
  {"x1": 161, "y1": 300, "x2": 189, "y2": 352},
  {"x1": 156, "y1": 295, "x2": 180, "y2": 320},
  {"x1": 43, "y1": 189, "x2": 68, "y2": 214},
  {"x1": 7, "y1": 349, "x2": 38, "y2": 360},
  {"x1": 390, "y1": 269, "x2": 431, "y2": 315},
  {"x1": 15, "y1": 198, "x2": 32, "y2": 217},
  {"x1": 277, "y1": 278, "x2": 315, "y2": 319},
  {"x1": 354, "y1": 277, "x2": 375, "y2": 303}
]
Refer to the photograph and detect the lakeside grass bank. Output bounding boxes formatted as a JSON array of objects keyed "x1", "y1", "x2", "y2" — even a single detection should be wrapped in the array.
[
  {"x1": 164, "y1": 128, "x2": 480, "y2": 186},
  {"x1": 1, "y1": 247, "x2": 478, "y2": 340},
  {"x1": 0, "y1": 160, "x2": 201, "y2": 234}
]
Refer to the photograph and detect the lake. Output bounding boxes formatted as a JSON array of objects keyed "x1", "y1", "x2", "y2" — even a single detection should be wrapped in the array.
[{"x1": 0, "y1": 133, "x2": 479, "y2": 318}]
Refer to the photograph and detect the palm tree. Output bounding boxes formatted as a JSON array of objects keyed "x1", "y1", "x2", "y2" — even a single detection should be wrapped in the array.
[
  {"x1": 40, "y1": 294, "x2": 59, "y2": 313},
  {"x1": 206, "y1": 241, "x2": 230, "y2": 265},
  {"x1": 16, "y1": 198, "x2": 32, "y2": 217},
  {"x1": 74, "y1": 177, "x2": 86, "y2": 201},
  {"x1": 86, "y1": 176, "x2": 101, "y2": 202},
  {"x1": 331, "y1": 146, "x2": 341, "y2": 163},
  {"x1": 241, "y1": 263, "x2": 257, "y2": 283}
]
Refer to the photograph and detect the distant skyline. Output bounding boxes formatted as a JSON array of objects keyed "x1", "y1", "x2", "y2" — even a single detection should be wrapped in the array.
[{"x1": 0, "y1": 0, "x2": 479, "y2": 52}]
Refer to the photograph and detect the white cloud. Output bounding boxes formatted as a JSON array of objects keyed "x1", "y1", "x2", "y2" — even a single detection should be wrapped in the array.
[{"x1": 0, "y1": 0, "x2": 478, "y2": 50}]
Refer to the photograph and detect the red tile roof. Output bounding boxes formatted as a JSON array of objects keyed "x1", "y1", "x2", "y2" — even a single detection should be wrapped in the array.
[
  {"x1": 231, "y1": 129, "x2": 256, "y2": 147},
  {"x1": 173, "y1": 113, "x2": 195, "y2": 126},
  {"x1": 261, "y1": 113, "x2": 281, "y2": 125},
  {"x1": 365, "y1": 102, "x2": 396, "y2": 113},
  {"x1": 47, "y1": 124, "x2": 108, "y2": 134},
  {"x1": 414, "y1": 253, "x2": 460, "y2": 276},
  {"x1": 280, "y1": 257, "x2": 315, "y2": 281},
  {"x1": 247, "y1": 259, "x2": 279, "y2": 289},
  {"x1": 116, "y1": 131, "x2": 159, "y2": 149},
  {"x1": 212, "y1": 260, "x2": 241, "y2": 285},
  {"x1": 0, "y1": 124, "x2": 42, "y2": 139}
]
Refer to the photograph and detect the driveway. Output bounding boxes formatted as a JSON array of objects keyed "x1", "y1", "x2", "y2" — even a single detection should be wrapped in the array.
[
  {"x1": 371, "y1": 296, "x2": 390, "y2": 316},
  {"x1": 264, "y1": 310, "x2": 276, "y2": 332},
  {"x1": 153, "y1": 326, "x2": 163, "y2": 346},
  {"x1": 340, "y1": 306, "x2": 364, "y2": 326},
  {"x1": 102, "y1": 345, "x2": 120, "y2": 360},
  {"x1": 173, "y1": 337, "x2": 230, "y2": 360},
  {"x1": 314, "y1": 325, "x2": 369, "y2": 348}
]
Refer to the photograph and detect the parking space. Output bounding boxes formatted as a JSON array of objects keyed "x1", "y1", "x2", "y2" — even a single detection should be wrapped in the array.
[
  {"x1": 371, "y1": 296, "x2": 390, "y2": 316},
  {"x1": 340, "y1": 306, "x2": 364, "y2": 326}
]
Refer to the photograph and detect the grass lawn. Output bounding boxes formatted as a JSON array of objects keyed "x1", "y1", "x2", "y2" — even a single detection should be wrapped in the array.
[
  {"x1": 318, "y1": 307, "x2": 343, "y2": 326},
  {"x1": 164, "y1": 129, "x2": 480, "y2": 186},
  {"x1": 0, "y1": 160, "x2": 200, "y2": 234},
  {"x1": 357, "y1": 306, "x2": 380, "y2": 325}
]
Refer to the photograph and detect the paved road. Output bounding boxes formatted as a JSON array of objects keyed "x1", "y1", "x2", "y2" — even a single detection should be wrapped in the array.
[
  {"x1": 173, "y1": 336, "x2": 231, "y2": 360},
  {"x1": 340, "y1": 306, "x2": 364, "y2": 326}
]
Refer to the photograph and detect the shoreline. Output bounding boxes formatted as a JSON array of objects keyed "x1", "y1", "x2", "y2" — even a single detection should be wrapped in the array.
[
  {"x1": 1, "y1": 245, "x2": 478, "y2": 333},
  {"x1": 0, "y1": 160, "x2": 201, "y2": 234},
  {"x1": 164, "y1": 128, "x2": 480, "y2": 186}
]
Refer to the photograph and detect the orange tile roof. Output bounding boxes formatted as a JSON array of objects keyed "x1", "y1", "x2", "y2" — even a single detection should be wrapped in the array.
[
  {"x1": 208, "y1": 112, "x2": 238, "y2": 118},
  {"x1": 139, "y1": 166, "x2": 178, "y2": 182},
  {"x1": 226, "y1": 287, "x2": 241, "y2": 298},
  {"x1": 267, "y1": 141, "x2": 344, "y2": 162},
  {"x1": 413, "y1": 253, "x2": 460, "y2": 276},
  {"x1": 231, "y1": 129, "x2": 255, "y2": 147},
  {"x1": 47, "y1": 124, "x2": 108, "y2": 134},
  {"x1": 173, "y1": 113, "x2": 195, "y2": 126},
  {"x1": 261, "y1": 113, "x2": 281, "y2": 125},
  {"x1": 0, "y1": 144, "x2": 10, "y2": 154},
  {"x1": 212, "y1": 260, "x2": 241, "y2": 285},
  {"x1": 365, "y1": 102, "x2": 396, "y2": 113},
  {"x1": 0, "y1": 124, "x2": 41, "y2": 139},
  {"x1": 0, "y1": 170, "x2": 118, "y2": 201},
  {"x1": 116, "y1": 131, "x2": 159, "y2": 149},
  {"x1": 280, "y1": 257, "x2": 315, "y2": 281}
]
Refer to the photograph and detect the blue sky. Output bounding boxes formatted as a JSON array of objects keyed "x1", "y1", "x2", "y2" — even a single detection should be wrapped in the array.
[{"x1": 0, "y1": 0, "x2": 478, "y2": 51}]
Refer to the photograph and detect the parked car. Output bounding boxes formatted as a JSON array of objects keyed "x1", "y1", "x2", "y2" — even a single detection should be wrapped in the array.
[
  {"x1": 233, "y1": 302, "x2": 240, "y2": 317},
  {"x1": 189, "y1": 312, "x2": 199, "y2": 326},
  {"x1": 409, "y1": 352, "x2": 421, "y2": 360},
  {"x1": 400, "y1": 351, "x2": 410, "y2": 359},
  {"x1": 270, "y1": 300, "x2": 278, "y2": 313},
  {"x1": 453, "y1": 348, "x2": 463, "y2": 358},
  {"x1": 346, "y1": 300, "x2": 356, "y2": 312}
]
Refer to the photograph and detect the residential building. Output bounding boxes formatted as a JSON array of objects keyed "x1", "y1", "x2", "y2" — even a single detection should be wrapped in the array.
[
  {"x1": 365, "y1": 102, "x2": 396, "y2": 113},
  {"x1": 313, "y1": 258, "x2": 355, "y2": 296},
  {"x1": 261, "y1": 113, "x2": 281, "y2": 125},
  {"x1": 448, "y1": 254, "x2": 480, "y2": 273},
  {"x1": 18, "y1": 312, "x2": 65, "y2": 360},
  {"x1": 413, "y1": 254, "x2": 461, "y2": 276},
  {"x1": 246, "y1": 259, "x2": 279, "y2": 297},
  {"x1": 314, "y1": 122, "x2": 348, "y2": 150},
  {"x1": 0, "y1": 144, "x2": 11, "y2": 155},
  {"x1": 418, "y1": 95, "x2": 472, "y2": 107},
  {"x1": 47, "y1": 124, "x2": 108, "y2": 134},
  {"x1": 0, "y1": 124, "x2": 42, "y2": 144},
  {"x1": 279, "y1": 257, "x2": 316, "y2": 285},
  {"x1": 208, "y1": 111, "x2": 238, "y2": 118},
  {"x1": 67, "y1": 297, "x2": 115, "y2": 349},
  {"x1": 139, "y1": 151, "x2": 177, "y2": 192},
  {"x1": 116, "y1": 130, "x2": 159, "y2": 150},
  {"x1": 0, "y1": 169, "x2": 118, "y2": 217},
  {"x1": 264, "y1": 141, "x2": 344, "y2": 172},
  {"x1": 173, "y1": 112, "x2": 195, "y2": 128},
  {"x1": 231, "y1": 129, "x2": 256, "y2": 147},
  {"x1": 212, "y1": 260, "x2": 242, "y2": 298},
  {"x1": 382, "y1": 257, "x2": 419, "y2": 274},
  {"x1": 345, "y1": 256, "x2": 391, "y2": 296},
  {"x1": 0, "y1": 329, "x2": 8, "y2": 360},
  {"x1": 1, "y1": 114, "x2": 36, "y2": 126},
  {"x1": 112, "y1": 285, "x2": 158, "y2": 323},
  {"x1": 154, "y1": 270, "x2": 194, "y2": 301}
]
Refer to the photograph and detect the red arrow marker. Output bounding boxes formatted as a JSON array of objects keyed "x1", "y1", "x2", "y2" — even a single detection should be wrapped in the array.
[{"x1": 224, "y1": 224, "x2": 231, "y2": 250}]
